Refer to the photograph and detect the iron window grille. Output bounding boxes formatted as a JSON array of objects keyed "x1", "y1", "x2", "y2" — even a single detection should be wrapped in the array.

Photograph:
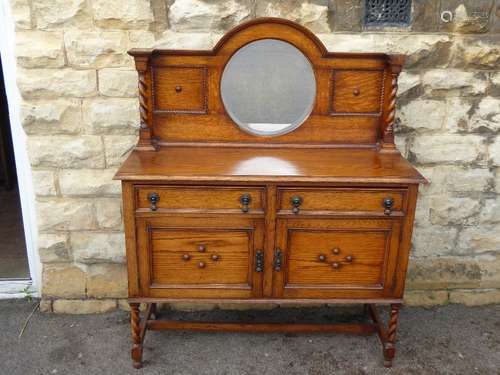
[{"x1": 365, "y1": 0, "x2": 412, "y2": 27}]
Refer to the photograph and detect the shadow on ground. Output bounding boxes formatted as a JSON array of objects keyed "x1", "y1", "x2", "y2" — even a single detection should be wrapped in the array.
[{"x1": 1, "y1": 299, "x2": 500, "y2": 374}]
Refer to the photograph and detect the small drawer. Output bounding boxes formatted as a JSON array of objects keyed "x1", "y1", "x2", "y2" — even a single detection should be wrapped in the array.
[
  {"x1": 277, "y1": 188, "x2": 405, "y2": 215},
  {"x1": 153, "y1": 65, "x2": 207, "y2": 113},
  {"x1": 331, "y1": 70, "x2": 384, "y2": 114},
  {"x1": 136, "y1": 186, "x2": 264, "y2": 213}
]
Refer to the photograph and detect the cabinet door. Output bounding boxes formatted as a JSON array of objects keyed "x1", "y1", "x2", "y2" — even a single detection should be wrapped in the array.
[
  {"x1": 136, "y1": 216, "x2": 265, "y2": 299},
  {"x1": 273, "y1": 218, "x2": 403, "y2": 299}
]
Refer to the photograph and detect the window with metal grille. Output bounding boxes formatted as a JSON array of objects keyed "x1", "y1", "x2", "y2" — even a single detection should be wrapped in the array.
[{"x1": 365, "y1": 0, "x2": 412, "y2": 27}]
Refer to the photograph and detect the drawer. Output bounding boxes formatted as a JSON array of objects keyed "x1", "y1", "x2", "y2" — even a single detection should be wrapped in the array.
[
  {"x1": 153, "y1": 65, "x2": 208, "y2": 113},
  {"x1": 331, "y1": 70, "x2": 384, "y2": 114},
  {"x1": 277, "y1": 188, "x2": 406, "y2": 215},
  {"x1": 136, "y1": 186, "x2": 265, "y2": 213}
]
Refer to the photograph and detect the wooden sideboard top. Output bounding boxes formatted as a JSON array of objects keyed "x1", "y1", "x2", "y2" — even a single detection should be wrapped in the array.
[{"x1": 115, "y1": 146, "x2": 426, "y2": 184}]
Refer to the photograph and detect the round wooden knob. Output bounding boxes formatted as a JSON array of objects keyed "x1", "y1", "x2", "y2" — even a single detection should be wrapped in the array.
[
  {"x1": 211, "y1": 254, "x2": 220, "y2": 261},
  {"x1": 197, "y1": 244, "x2": 206, "y2": 252},
  {"x1": 198, "y1": 261, "x2": 206, "y2": 269},
  {"x1": 331, "y1": 262, "x2": 340, "y2": 269},
  {"x1": 345, "y1": 255, "x2": 353, "y2": 263},
  {"x1": 175, "y1": 85, "x2": 182, "y2": 93},
  {"x1": 182, "y1": 254, "x2": 191, "y2": 261},
  {"x1": 318, "y1": 254, "x2": 326, "y2": 262},
  {"x1": 332, "y1": 248, "x2": 340, "y2": 255},
  {"x1": 353, "y1": 88, "x2": 360, "y2": 96}
]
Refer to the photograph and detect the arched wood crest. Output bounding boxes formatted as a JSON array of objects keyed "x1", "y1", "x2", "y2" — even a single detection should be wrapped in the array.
[{"x1": 129, "y1": 18, "x2": 404, "y2": 152}]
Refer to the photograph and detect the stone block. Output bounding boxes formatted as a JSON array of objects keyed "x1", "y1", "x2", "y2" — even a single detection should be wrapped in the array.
[
  {"x1": 92, "y1": 0, "x2": 154, "y2": 29},
  {"x1": 38, "y1": 233, "x2": 70, "y2": 263},
  {"x1": 406, "y1": 257, "x2": 482, "y2": 290},
  {"x1": 478, "y1": 255, "x2": 500, "y2": 288},
  {"x1": 398, "y1": 99, "x2": 446, "y2": 131},
  {"x1": 439, "y1": 0, "x2": 494, "y2": 34},
  {"x1": 411, "y1": 0, "x2": 440, "y2": 32},
  {"x1": 490, "y1": 136, "x2": 500, "y2": 166},
  {"x1": 103, "y1": 136, "x2": 138, "y2": 167},
  {"x1": 28, "y1": 136, "x2": 104, "y2": 169},
  {"x1": 469, "y1": 97, "x2": 500, "y2": 132},
  {"x1": 429, "y1": 196, "x2": 480, "y2": 226},
  {"x1": 52, "y1": 299, "x2": 117, "y2": 314},
  {"x1": 412, "y1": 226, "x2": 458, "y2": 257},
  {"x1": 449, "y1": 289, "x2": 500, "y2": 306},
  {"x1": 16, "y1": 31, "x2": 64, "y2": 68},
  {"x1": 17, "y1": 68, "x2": 96, "y2": 99},
  {"x1": 478, "y1": 199, "x2": 500, "y2": 224},
  {"x1": 444, "y1": 97, "x2": 473, "y2": 133},
  {"x1": 452, "y1": 36, "x2": 500, "y2": 69},
  {"x1": 169, "y1": 0, "x2": 253, "y2": 32},
  {"x1": 98, "y1": 69, "x2": 138, "y2": 97},
  {"x1": 39, "y1": 299, "x2": 53, "y2": 313},
  {"x1": 404, "y1": 290, "x2": 448, "y2": 306},
  {"x1": 71, "y1": 232, "x2": 125, "y2": 264},
  {"x1": 59, "y1": 169, "x2": 120, "y2": 196},
  {"x1": 422, "y1": 69, "x2": 487, "y2": 96},
  {"x1": 256, "y1": 0, "x2": 330, "y2": 33},
  {"x1": 20, "y1": 99, "x2": 82, "y2": 135},
  {"x1": 64, "y1": 30, "x2": 128, "y2": 69},
  {"x1": 495, "y1": 167, "x2": 500, "y2": 193},
  {"x1": 397, "y1": 72, "x2": 421, "y2": 96},
  {"x1": 11, "y1": 0, "x2": 31, "y2": 30},
  {"x1": 42, "y1": 264, "x2": 86, "y2": 298},
  {"x1": 333, "y1": 0, "x2": 362, "y2": 32},
  {"x1": 491, "y1": 72, "x2": 500, "y2": 96},
  {"x1": 83, "y1": 98, "x2": 139, "y2": 134},
  {"x1": 32, "y1": 170, "x2": 56, "y2": 196},
  {"x1": 410, "y1": 134, "x2": 485, "y2": 164},
  {"x1": 33, "y1": 0, "x2": 91, "y2": 29},
  {"x1": 95, "y1": 198, "x2": 123, "y2": 230},
  {"x1": 129, "y1": 31, "x2": 156, "y2": 49},
  {"x1": 457, "y1": 224, "x2": 500, "y2": 255},
  {"x1": 37, "y1": 199, "x2": 96, "y2": 231},
  {"x1": 86, "y1": 264, "x2": 127, "y2": 298},
  {"x1": 156, "y1": 30, "x2": 216, "y2": 49},
  {"x1": 417, "y1": 166, "x2": 492, "y2": 195}
]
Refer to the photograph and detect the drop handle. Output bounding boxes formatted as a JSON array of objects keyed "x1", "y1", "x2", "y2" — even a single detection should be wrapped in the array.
[
  {"x1": 273, "y1": 249, "x2": 283, "y2": 272},
  {"x1": 147, "y1": 192, "x2": 160, "y2": 211},
  {"x1": 383, "y1": 197, "x2": 394, "y2": 215},
  {"x1": 240, "y1": 194, "x2": 251, "y2": 213},
  {"x1": 291, "y1": 195, "x2": 303, "y2": 214}
]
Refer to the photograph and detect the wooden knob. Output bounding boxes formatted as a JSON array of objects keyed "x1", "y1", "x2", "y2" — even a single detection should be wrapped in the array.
[
  {"x1": 332, "y1": 248, "x2": 340, "y2": 255},
  {"x1": 175, "y1": 85, "x2": 182, "y2": 93},
  {"x1": 353, "y1": 88, "x2": 360, "y2": 96},
  {"x1": 211, "y1": 254, "x2": 220, "y2": 261},
  {"x1": 197, "y1": 244, "x2": 206, "y2": 252},
  {"x1": 331, "y1": 262, "x2": 340, "y2": 269},
  {"x1": 345, "y1": 255, "x2": 353, "y2": 263},
  {"x1": 182, "y1": 254, "x2": 191, "y2": 261},
  {"x1": 198, "y1": 261, "x2": 206, "y2": 269},
  {"x1": 318, "y1": 254, "x2": 326, "y2": 262}
]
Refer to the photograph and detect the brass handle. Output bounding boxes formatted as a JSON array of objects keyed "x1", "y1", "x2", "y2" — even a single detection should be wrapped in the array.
[
  {"x1": 182, "y1": 254, "x2": 191, "y2": 261},
  {"x1": 383, "y1": 197, "x2": 394, "y2": 215},
  {"x1": 331, "y1": 262, "x2": 341, "y2": 270},
  {"x1": 353, "y1": 88, "x2": 360, "y2": 96},
  {"x1": 147, "y1": 192, "x2": 160, "y2": 211},
  {"x1": 175, "y1": 85, "x2": 182, "y2": 93},
  {"x1": 240, "y1": 194, "x2": 251, "y2": 213},
  {"x1": 291, "y1": 195, "x2": 302, "y2": 214},
  {"x1": 345, "y1": 255, "x2": 353, "y2": 263},
  {"x1": 318, "y1": 254, "x2": 326, "y2": 262},
  {"x1": 255, "y1": 250, "x2": 264, "y2": 273},
  {"x1": 332, "y1": 248, "x2": 340, "y2": 255},
  {"x1": 197, "y1": 244, "x2": 206, "y2": 252},
  {"x1": 274, "y1": 249, "x2": 283, "y2": 272},
  {"x1": 211, "y1": 254, "x2": 220, "y2": 261},
  {"x1": 198, "y1": 261, "x2": 206, "y2": 269}
]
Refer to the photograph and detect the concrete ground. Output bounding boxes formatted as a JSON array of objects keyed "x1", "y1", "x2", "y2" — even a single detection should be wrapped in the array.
[{"x1": 1, "y1": 300, "x2": 500, "y2": 375}]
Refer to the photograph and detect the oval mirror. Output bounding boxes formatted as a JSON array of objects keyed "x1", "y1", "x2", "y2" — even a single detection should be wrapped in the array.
[{"x1": 221, "y1": 39, "x2": 316, "y2": 137}]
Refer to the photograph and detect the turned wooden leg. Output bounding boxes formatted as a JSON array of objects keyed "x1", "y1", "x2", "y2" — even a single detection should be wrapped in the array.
[
  {"x1": 383, "y1": 303, "x2": 401, "y2": 368},
  {"x1": 130, "y1": 303, "x2": 143, "y2": 369}
]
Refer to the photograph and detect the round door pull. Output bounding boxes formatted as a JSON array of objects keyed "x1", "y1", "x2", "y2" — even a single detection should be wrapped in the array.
[
  {"x1": 345, "y1": 255, "x2": 353, "y2": 263},
  {"x1": 182, "y1": 254, "x2": 191, "y2": 261},
  {"x1": 318, "y1": 254, "x2": 326, "y2": 262},
  {"x1": 211, "y1": 254, "x2": 220, "y2": 261},
  {"x1": 331, "y1": 262, "x2": 341, "y2": 269},
  {"x1": 198, "y1": 261, "x2": 206, "y2": 269},
  {"x1": 197, "y1": 244, "x2": 206, "y2": 252},
  {"x1": 175, "y1": 85, "x2": 183, "y2": 93},
  {"x1": 332, "y1": 248, "x2": 340, "y2": 255},
  {"x1": 353, "y1": 88, "x2": 361, "y2": 96}
]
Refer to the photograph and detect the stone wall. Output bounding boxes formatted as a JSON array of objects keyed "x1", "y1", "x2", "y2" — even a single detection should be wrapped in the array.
[{"x1": 9, "y1": 0, "x2": 500, "y2": 313}]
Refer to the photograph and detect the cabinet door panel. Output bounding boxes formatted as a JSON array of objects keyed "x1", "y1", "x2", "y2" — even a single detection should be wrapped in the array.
[
  {"x1": 136, "y1": 216, "x2": 264, "y2": 298},
  {"x1": 274, "y1": 218, "x2": 402, "y2": 299}
]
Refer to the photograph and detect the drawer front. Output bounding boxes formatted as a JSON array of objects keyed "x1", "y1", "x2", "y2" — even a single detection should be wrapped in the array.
[
  {"x1": 331, "y1": 70, "x2": 384, "y2": 114},
  {"x1": 135, "y1": 216, "x2": 264, "y2": 298},
  {"x1": 136, "y1": 186, "x2": 265, "y2": 213},
  {"x1": 153, "y1": 65, "x2": 207, "y2": 113},
  {"x1": 278, "y1": 188, "x2": 405, "y2": 215},
  {"x1": 274, "y1": 218, "x2": 402, "y2": 299}
]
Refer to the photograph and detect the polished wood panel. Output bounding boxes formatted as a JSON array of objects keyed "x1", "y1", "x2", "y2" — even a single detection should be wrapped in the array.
[
  {"x1": 331, "y1": 70, "x2": 384, "y2": 114},
  {"x1": 115, "y1": 147, "x2": 427, "y2": 184},
  {"x1": 135, "y1": 185, "x2": 264, "y2": 213},
  {"x1": 277, "y1": 187, "x2": 406, "y2": 214}
]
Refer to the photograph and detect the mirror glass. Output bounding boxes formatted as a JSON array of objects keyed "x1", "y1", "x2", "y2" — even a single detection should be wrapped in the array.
[{"x1": 221, "y1": 39, "x2": 316, "y2": 136}]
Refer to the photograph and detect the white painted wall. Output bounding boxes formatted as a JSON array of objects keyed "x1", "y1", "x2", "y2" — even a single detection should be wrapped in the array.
[{"x1": 0, "y1": 1, "x2": 40, "y2": 298}]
